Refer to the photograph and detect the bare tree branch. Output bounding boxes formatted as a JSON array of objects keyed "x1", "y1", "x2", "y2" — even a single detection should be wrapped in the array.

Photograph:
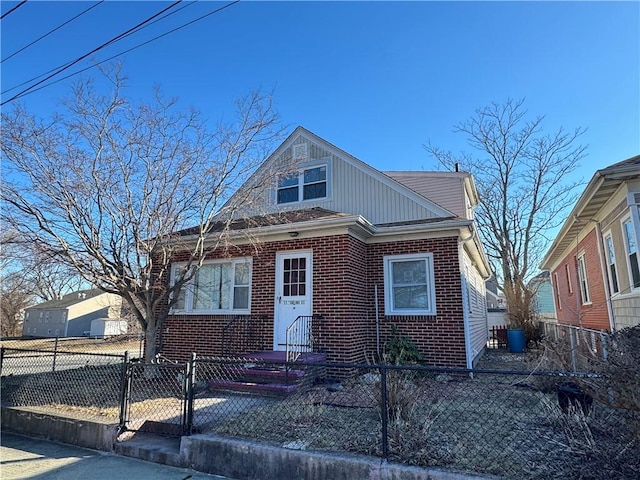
[
  {"x1": 425, "y1": 99, "x2": 586, "y2": 333},
  {"x1": 1, "y1": 65, "x2": 286, "y2": 359}
]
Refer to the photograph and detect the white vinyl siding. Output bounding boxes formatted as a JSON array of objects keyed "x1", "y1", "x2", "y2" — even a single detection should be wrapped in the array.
[
  {"x1": 385, "y1": 173, "x2": 467, "y2": 219},
  {"x1": 255, "y1": 137, "x2": 447, "y2": 225},
  {"x1": 462, "y1": 252, "x2": 488, "y2": 365},
  {"x1": 172, "y1": 258, "x2": 252, "y2": 314}
]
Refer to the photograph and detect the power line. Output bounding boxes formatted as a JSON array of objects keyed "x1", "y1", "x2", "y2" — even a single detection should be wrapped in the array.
[
  {"x1": 2, "y1": 1, "x2": 198, "y2": 95},
  {"x1": 1, "y1": 0, "x2": 28, "y2": 20},
  {"x1": 2, "y1": 1, "x2": 105, "y2": 64},
  {"x1": 1, "y1": 0, "x2": 184, "y2": 106},
  {"x1": 2, "y1": 0, "x2": 240, "y2": 104}
]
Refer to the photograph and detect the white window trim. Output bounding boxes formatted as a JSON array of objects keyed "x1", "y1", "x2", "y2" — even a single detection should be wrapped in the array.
[
  {"x1": 553, "y1": 272, "x2": 562, "y2": 311},
  {"x1": 275, "y1": 160, "x2": 331, "y2": 205},
  {"x1": 170, "y1": 257, "x2": 252, "y2": 314},
  {"x1": 603, "y1": 231, "x2": 620, "y2": 295},
  {"x1": 622, "y1": 216, "x2": 640, "y2": 291},
  {"x1": 564, "y1": 264, "x2": 573, "y2": 294},
  {"x1": 576, "y1": 251, "x2": 591, "y2": 305},
  {"x1": 383, "y1": 253, "x2": 436, "y2": 316}
]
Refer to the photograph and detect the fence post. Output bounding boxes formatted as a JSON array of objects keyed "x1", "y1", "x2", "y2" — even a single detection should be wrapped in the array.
[
  {"x1": 52, "y1": 336, "x2": 59, "y2": 372},
  {"x1": 379, "y1": 364, "x2": 388, "y2": 460},
  {"x1": 119, "y1": 351, "x2": 131, "y2": 433},
  {"x1": 569, "y1": 328, "x2": 577, "y2": 372},
  {"x1": 184, "y1": 352, "x2": 196, "y2": 436},
  {"x1": 601, "y1": 332, "x2": 608, "y2": 361}
]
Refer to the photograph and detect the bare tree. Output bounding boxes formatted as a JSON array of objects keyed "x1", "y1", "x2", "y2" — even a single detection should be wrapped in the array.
[
  {"x1": 425, "y1": 99, "x2": 586, "y2": 335},
  {"x1": 1, "y1": 231, "x2": 85, "y2": 336},
  {"x1": 1, "y1": 66, "x2": 286, "y2": 359}
]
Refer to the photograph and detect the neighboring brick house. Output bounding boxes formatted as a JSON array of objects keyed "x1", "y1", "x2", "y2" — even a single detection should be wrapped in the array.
[
  {"x1": 161, "y1": 127, "x2": 491, "y2": 368},
  {"x1": 22, "y1": 289, "x2": 123, "y2": 338},
  {"x1": 540, "y1": 155, "x2": 640, "y2": 332}
]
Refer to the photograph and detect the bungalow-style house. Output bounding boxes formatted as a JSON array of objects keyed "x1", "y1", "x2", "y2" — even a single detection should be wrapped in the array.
[
  {"x1": 540, "y1": 155, "x2": 640, "y2": 332},
  {"x1": 22, "y1": 289, "x2": 124, "y2": 338},
  {"x1": 160, "y1": 127, "x2": 491, "y2": 369}
]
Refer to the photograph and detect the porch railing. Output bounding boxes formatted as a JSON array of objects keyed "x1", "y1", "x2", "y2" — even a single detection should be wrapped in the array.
[
  {"x1": 286, "y1": 315, "x2": 322, "y2": 362},
  {"x1": 222, "y1": 315, "x2": 266, "y2": 356}
]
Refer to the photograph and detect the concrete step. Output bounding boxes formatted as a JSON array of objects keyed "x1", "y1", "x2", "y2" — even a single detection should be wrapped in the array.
[{"x1": 115, "y1": 432, "x2": 182, "y2": 467}]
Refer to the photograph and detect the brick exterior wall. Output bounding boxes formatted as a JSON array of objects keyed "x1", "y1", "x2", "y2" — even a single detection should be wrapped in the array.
[
  {"x1": 160, "y1": 233, "x2": 468, "y2": 367},
  {"x1": 551, "y1": 228, "x2": 610, "y2": 331}
]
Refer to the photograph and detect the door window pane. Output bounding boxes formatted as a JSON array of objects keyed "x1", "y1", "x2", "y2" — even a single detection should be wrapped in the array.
[{"x1": 283, "y1": 256, "x2": 306, "y2": 297}]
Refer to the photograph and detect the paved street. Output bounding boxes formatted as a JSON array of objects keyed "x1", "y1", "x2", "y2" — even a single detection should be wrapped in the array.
[{"x1": 0, "y1": 432, "x2": 232, "y2": 480}]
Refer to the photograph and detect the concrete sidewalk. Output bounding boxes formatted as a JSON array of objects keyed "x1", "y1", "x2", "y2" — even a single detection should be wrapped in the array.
[{"x1": 0, "y1": 432, "x2": 231, "y2": 480}]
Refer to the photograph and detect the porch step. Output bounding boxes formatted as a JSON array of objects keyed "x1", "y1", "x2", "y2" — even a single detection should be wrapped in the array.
[
  {"x1": 208, "y1": 379, "x2": 297, "y2": 396},
  {"x1": 207, "y1": 352, "x2": 327, "y2": 397},
  {"x1": 235, "y1": 367, "x2": 305, "y2": 382}
]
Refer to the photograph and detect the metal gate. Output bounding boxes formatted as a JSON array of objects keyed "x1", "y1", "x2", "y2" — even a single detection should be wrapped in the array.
[{"x1": 120, "y1": 361, "x2": 191, "y2": 437}]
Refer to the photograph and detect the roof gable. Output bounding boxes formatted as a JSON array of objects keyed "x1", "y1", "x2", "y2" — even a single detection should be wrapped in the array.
[
  {"x1": 26, "y1": 289, "x2": 106, "y2": 310},
  {"x1": 228, "y1": 126, "x2": 456, "y2": 225},
  {"x1": 541, "y1": 154, "x2": 640, "y2": 269}
]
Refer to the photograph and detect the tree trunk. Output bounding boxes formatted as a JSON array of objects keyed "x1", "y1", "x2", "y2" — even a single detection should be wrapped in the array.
[{"x1": 144, "y1": 321, "x2": 159, "y2": 362}]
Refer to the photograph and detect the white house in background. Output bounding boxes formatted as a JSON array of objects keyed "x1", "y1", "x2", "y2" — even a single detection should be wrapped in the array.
[{"x1": 22, "y1": 289, "x2": 124, "y2": 338}]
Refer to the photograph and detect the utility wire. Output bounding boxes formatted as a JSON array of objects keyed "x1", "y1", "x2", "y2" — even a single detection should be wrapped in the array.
[
  {"x1": 1, "y1": 0, "x2": 27, "y2": 20},
  {"x1": 1, "y1": 0, "x2": 183, "y2": 106},
  {"x1": 2, "y1": 0, "x2": 240, "y2": 104},
  {"x1": 2, "y1": 1, "x2": 105, "y2": 64},
  {"x1": 2, "y1": 0, "x2": 198, "y2": 95}
]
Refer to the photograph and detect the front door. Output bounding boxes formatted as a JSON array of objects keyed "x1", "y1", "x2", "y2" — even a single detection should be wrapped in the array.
[{"x1": 274, "y1": 251, "x2": 312, "y2": 350}]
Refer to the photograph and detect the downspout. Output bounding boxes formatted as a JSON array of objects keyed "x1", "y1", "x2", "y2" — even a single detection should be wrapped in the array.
[
  {"x1": 458, "y1": 226, "x2": 490, "y2": 370},
  {"x1": 460, "y1": 229, "x2": 478, "y2": 370}
]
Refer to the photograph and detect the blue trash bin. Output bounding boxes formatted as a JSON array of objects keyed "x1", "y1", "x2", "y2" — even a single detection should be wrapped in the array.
[{"x1": 507, "y1": 328, "x2": 526, "y2": 353}]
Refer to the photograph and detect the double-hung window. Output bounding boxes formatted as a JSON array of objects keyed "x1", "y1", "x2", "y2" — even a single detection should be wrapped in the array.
[
  {"x1": 604, "y1": 233, "x2": 619, "y2": 294},
  {"x1": 576, "y1": 252, "x2": 591, "y2": 304},
  {"x1": 277, "y1": 165, "x2": 328, "y2": 204},
  {"x1": 383, "y1": 253, "x2": 436, "y2": 315},
  {"x1": 623, "y1": 219, "x2": 640, "y2": 289},
  {"x1": 172, "y1": 258, "x2": 252, "y2": 313}
]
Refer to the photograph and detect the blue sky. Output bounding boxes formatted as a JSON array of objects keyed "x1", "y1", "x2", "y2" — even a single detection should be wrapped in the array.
[{"x1": 1, "y1": 1, "x2": 639, "y2": 184}]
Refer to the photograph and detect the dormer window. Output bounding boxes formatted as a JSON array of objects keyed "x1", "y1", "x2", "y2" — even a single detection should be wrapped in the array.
[{"x1": 277, "y1": 165, "x2": 328, "y2": 204}]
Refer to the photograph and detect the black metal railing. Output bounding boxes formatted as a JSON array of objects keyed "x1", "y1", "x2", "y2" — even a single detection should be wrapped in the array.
[{"x1": 221, "y1": 315, "x2": 266, "y2": 356}]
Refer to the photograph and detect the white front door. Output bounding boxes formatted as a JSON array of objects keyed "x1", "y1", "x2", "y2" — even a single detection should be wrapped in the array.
[{"x1": 273, "y1": 251, "x2": 312, "y2": 350}]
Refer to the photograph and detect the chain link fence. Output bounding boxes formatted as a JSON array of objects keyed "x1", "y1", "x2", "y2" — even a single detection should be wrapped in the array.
[
  {"x1": 1, "y1": 347, "x2": 638, "y2": 479},
  {"x1": 1, "y1": 346, "x2": 125, "y2": 421},
  {"x1": 0, "y1": 334, "x2": 145, "y2": 358},
  {"x1": 188, "y1": 358, "x2": 638, "y2": 479}
]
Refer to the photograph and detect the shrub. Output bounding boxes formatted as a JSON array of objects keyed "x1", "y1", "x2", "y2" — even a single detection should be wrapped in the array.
[{"x1": 383, "y1": 325, "x2": 424, "y2": 365}]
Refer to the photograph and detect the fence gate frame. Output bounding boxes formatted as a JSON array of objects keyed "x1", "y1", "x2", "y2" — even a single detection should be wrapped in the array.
[{"x1": 119, "y1": 353, "x2": 195, "y2": 437}]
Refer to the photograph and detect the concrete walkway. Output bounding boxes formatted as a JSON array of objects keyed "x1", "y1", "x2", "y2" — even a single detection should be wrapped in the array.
[{"x1": 0, "y1": 432, "x2": 232, "y2": 480}]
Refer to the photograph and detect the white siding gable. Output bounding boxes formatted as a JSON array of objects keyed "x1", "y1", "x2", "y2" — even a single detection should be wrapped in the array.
[
  {"x1": 385, "y1": 171, "x2": 478, "y2": 220},
  {"x1": 236, "y1": 127, "x2": 456, "y2": 225}
]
